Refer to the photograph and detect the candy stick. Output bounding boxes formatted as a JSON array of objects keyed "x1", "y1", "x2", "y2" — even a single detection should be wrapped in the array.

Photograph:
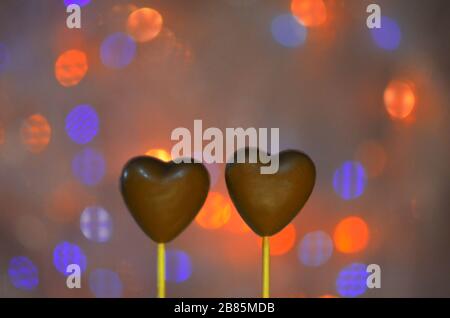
[
  {"x1": 157, "y1": 243, "x2": 166, "y2": 298},
  {"x1": 262, "y1": 236, "x2": 270, "y2": 298}
]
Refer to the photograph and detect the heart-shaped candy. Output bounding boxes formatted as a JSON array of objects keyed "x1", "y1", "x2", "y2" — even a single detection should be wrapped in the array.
[
  {"x1": 225, "y1": 148, "x2": 316, "y2": 237},
  {"x1": 120, "y1": 156, "x2": 210, "y2": 243}
]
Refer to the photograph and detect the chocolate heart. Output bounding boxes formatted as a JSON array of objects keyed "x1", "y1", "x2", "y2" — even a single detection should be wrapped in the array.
[
  {"x1": 225, "y1": 148, "x2": 316, "y2": 237},
  {"x1": 120, "y1": 156, "x2": 210, "y2": 243}
]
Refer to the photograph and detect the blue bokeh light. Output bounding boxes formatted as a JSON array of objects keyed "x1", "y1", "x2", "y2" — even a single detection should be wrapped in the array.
[
  {"x1": 333, "y1": 161, "x2": 367, "y2": 200},
  {"x1": 53, "y1": 241, "x2": 87, "y2": 276},
  {"x1": 72, "y1": 148, "x2": 106, "y2": 186},
  {"x1": 166, "y1": 250, "x2": 192, "y2": 283},
  {"x1": 65, "y1": 104, "x2": 99, "y2": 145},
  {"x1": 80, "y1": 206, "x2": 113, "y2": 243},
  {"x1": 64, "y1": 0, "x2": 91, "y2": 7},
  {"x1": 271, "y1": 14, "x2": 307, "y2": 48},
  {"x1": 8, "y1": 257, "x2": 39, "y2": 291},
  {"x1": 0, "y1": 43, "x2": 11, "y2": 73},
  {"x1": 370, "y1": 16, "x2": 402, "y2": 51},
  {"x1": 100, "y1": 33, "x2": 137, "y2": 69},
  {"x1": 298, "y1": 231, "x2": 333, "y2": 267},
  {"x1": 89, "y1": 269, "x2": 123, "y2": 298},
  {"x1": 336, "y1": 263, "x2": 368, "y2": 297}
]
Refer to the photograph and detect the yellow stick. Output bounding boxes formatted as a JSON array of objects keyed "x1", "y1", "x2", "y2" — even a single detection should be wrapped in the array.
[
  {"x1": 157, "y1": 243, "x2": 166, "y2": 298},
  {"x1": 262, "y1": 236, "x2": 270, "y2": 298}
]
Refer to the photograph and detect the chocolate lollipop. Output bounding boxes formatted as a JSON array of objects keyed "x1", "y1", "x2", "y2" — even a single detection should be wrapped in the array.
[
  {"x1": 225, "y1": 148, "x2": 316, "y2": 297},
  {"x1": 120, "y1": 156, "x2": 209, "y2": 297}
]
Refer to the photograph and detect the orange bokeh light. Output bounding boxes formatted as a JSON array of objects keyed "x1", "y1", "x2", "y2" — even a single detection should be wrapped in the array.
[
  {"x1": 355, "y1": 140, "x2": 387, "y2": 178},
  {"x1": 46, "y1": 181, "x2": 95, "y2": 224},
  {"x1": 260, "y1": 224, "x2": 296, "y2": 256},
  {"x1": 333, "y1": 216, "x2": 369, "y2": 254},
  {"x1": 20, "y1": 114, "x2": 51, "y2": 153},
  {"x1": 384, "y1": 80, "x2": 416, "y2": 120},
  {"x1": 55, "y1": 49, "x2": 88, "y2": 87},
  {"x1": 145, "y1": 148, "x2": 172, "y2": 162},
  {"x1": 291, "y1": 0, "x2": 327, "y2": 27},
  {"x1": 225, "y1": 207, "x2": 251, "y2": 234},
  {"x1": 196, "y1": 192, "x2": 231, "y2": 230},
  {"x1": 127, "y1": 8, "x2": 163, "y2": 43}
]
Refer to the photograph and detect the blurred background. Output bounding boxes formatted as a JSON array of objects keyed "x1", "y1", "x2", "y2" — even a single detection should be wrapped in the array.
[{"x1": 0, "y1": 0, "x2": 449, "y2": 298}]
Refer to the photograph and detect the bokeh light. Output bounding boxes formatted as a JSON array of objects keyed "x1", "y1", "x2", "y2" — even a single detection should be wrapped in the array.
[
  {"x1": 298, "y1": 230, "x2": 333, "y2": 267},
  {"x1": 89, "y1": 269, "x2": 123, "y2": 298},
  {"x1": 225, "y1": 207, "x2": 251, "y2": 234},
  {"x1": 72, "y1": 148, "x2": 106, "y2": 186},
  {"x1": 127, "y1": 8, "x2": 163, "y2": 43},
  {"x1": 8, "y1": 257, "x2": 39, "y2": 291},
  {"x1": 64, "y1": 0, "x2": 91, "y2": 7},
  {"x1": 53, "y1": 241, "x2": 87, "y2": 276},
  {"x1": 334, "y1": 216, "x2": 369, "y2": 254},
  {"x1": 268, "y1": 223, "x2": 297, "y2": 256},
  {"x1": 333, "y1": 161, "x2": 367, "y2": 200},
  {"x1": 371, "y1": 16, "x2": 402, "y2": 51},
  {"x1": 20, "y1": 114, "x2": 51, "y2": 153},
  {"x1": 196, "y1": 192, "x2": 231, "y2": 230},
  {"x1": 100, "y1": 33, "x2": 136, "y2": 69},
  {"x1": 0, "y1": 43, "x2": 11, "y2": 73},
  {"x1": 166, "y1": 249, "x2": 192, "y2": 283},
  {"x1": 80, "y1": 206, "x2": 113, "y2": 243},
  {"x1": 355, "y1": 140, "x2": 387, "y2": 178},
  {"x1": 15, "y1": 215, "x2": 48, "y2": 251},
  {"x1": 384, "y1": 80, "x2": 416, "y2": 120},
  {"x1": 145, "y1": 148, "x2": 172, "y2": 162},
  {"x1": 336, "y1": 263, "x2": 368, "y2": 297},
  {"x1": 55, "y1": 49, "x2": 88, "y2": 87},
  {"x1": 271, "y1": 14, "x2": 307, "y2": 48},
  {"x1": 65, "y1": 104, "x2": 99, "y2": 144},
  {"x1": 46, "y1": 181, "x2": 95, "y2": 223},
  {"x1": 291, "y1": 0, "x2": 327, "y2": 27}
]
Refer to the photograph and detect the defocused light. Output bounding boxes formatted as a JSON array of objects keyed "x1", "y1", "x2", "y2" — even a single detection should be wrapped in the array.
[
  {"x1": 145, "y1": 148, "x2": 171, "y2": 162},
  {"x1": 89, "y1": 269, "x2": 123, "y2": 298},
  {"x1": 46, "y1": 181, "x2": 95, "y2": 223},
  {"x1": 371, "y1": 16, "x2": 401, "y2": 51},
  {"x1": 72, "y1": 148, "x2": 106, "y2": 186},
  {"x1": 100, "y1": 33, "x2": 136, "y2": 69},
  {"x1": 225, "y1": 208, "x2": 251, "y2": 234},
  {"x1": 320, "y1": 294, "x2": 338, "y2": 298},
  {"x1": 196, "y1": 192, "x2": 231, "y2": 229},
  {"x1": 268, "y1": 224, "x2": 296, "y2": 256},
  {"x1": 127, "y1": 8, "x2": 163, "y2": 43},
  {"x1": 0, "y1": 43, "x2": 11, "y2": 73},
  {"x1": 334, "y1": 216, "x2": 369, "y2": 254},
  {"x1": 166, "y1": 249, "x2": 192, "y2": 283},
  {"x1": 64, "y1": 0, "x2": 91, "y2": 7},
  {"x1": 15, "y1": 215, "x2": 48, "y2": 251},
  {"x1": 271, "y1": 14, "x2": 307, "y2": 48},
  {"x1": 65, "y1": 104, "x2": 99, "y2": 144},
  {"x1": 333, "y1": 161, "x2": 367, "y2": 200},
  {"x1": 336, "y1": 263, "x2": 368, "y2": 297},
  {"x1": 298, "y1": 230, "x2": 333, "y2": 267},
  {"x1": 80, "y1": 206, "x2": 113, "y2": 243},
  {"x1": 20, "y1": 114, "x2": 51, "y2": 153},
  {"x1": 355, "y1": 140, "x2": 387, "y2": 178},
  {"x1": 8, "y1": 257, "x2": 39, "y2": 291},
  {"x1": 291, "y1": 0, "x2": 327, "y2": 27},
  {"x1": 53, "y1": 241, "x2": 87, "y2": 276},
  {"x1": 55, "y1": 49, "x2": 88, "y2": 87},
  {"x1": 384, "y1": 80, "x2": 416, "y2": 119}
]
